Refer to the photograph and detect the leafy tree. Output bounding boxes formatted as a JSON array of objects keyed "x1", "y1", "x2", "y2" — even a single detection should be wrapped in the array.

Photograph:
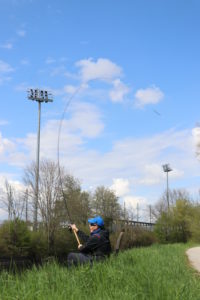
[
  {"x1": 56, "y1": 175, "x2": 92, "y2": 225},
  {"x1": 92, "y1": 186, "x2": 122, "y2": 226},
  {"x1": 154, "y1": 195, "x2": 193, "y2": 243},
  {"x1": 153, "y1": 189, "x2": 191, "y2": 220}
]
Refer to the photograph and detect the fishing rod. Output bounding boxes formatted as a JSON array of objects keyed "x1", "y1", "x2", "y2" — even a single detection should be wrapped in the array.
[{"x1": 57, "y1": 85, "x2": 83, "y2": 246}]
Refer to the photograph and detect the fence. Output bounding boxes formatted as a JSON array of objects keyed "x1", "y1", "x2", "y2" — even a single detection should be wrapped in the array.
[{"x1": 110, "y1": 219, "x2": 155, "y2": 232}]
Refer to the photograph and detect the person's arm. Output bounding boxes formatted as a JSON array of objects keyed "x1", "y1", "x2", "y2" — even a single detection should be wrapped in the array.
[
  {"x1": 79, "y1": 235, "x2": 99, "y2": 253},
  {"x1": 69, "y1": 224, "x2": 89, "y2": 243},
  {"x1": 77, "y1": 230, "x2": 90, "y2": 243}
]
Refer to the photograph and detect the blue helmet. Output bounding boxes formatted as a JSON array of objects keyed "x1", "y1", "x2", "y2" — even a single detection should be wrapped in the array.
[{"x1": 88, "y1": 216, "x2": 104, "y2": 227}]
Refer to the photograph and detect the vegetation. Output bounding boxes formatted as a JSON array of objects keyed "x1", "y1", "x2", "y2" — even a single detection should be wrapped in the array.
[
  {"x1": 0, "y1": 159, "x2": 124, "y2": 256},
  {"x1": 0, "y1": 219, "x2": 156, "y2": 259},
  {"x1": 154, "y1": 189, "x2": 200, "y2": 244},
  {"x1": 1, "y1": 159, "x2": 200, "y2": 259},
  {"x1": 0, "y1": 243, "x2": 199, "y2": 300}
]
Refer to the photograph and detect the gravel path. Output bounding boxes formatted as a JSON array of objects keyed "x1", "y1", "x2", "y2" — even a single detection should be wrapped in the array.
[{"x1": 186, "y1": 247, "x2": 200, "y2": 272}]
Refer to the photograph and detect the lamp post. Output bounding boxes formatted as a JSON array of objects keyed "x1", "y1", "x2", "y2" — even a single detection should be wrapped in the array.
[
  {"x1": 162, "y1": 163, "x2": 172, "y2": 211},
  {"x1": 27, "y1": 89, "x2": 53, "y2": 230}
]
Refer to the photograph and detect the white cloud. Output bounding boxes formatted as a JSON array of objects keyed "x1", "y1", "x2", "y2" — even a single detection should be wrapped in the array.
[
  {"x1": 67, "y1": 128, "x2": 196, "y2": 188},
  {"x1": 0, "y1": 60, "x2": 14, "y2": 84},
  {"x1": 63, "y1": 85, "x2": 79, "y2": 94},
  {"x1": 15, "y1": 102, "x2": 104, "y2": 164},
  {"x1": 45, "y1": 57, "x2": 56, "y2": 64},
  {"x1": 0, "y1": 132, "x2": 15, "y2": 156},
  {"x1": 0, "y1": 120, "x2": 9, "y2": 126},
  {"x1": 134, "y1": 86, "x2": 164, "y2": 108},
  {"x1": 20, "y1": 59, "x2": 30, "y2": 65},
  {"x1": 192, "y1": 126, "x2": 200, "y2": 158},
  {"x1": 65, "y1": 102, "x2": 104, "y2": 138},
  {"x1": 139, "y1": 163, "x2": 184, "y2": 185},
  {"x1": 15, "y1": 126, "x2": 199, "y2": 192},
  {"x1": 62, "y1": 83, "x2": 88, "y2": 97},
  {"x1": 110, "y1": 178, "x2": 130, "y2": 197},
  {"x1": 109, "y1": 79, "x2": 130, "y2": 102},
  {"x1": 0, "y1": 60, "x2": 14, "y2": 73},
  {"x1": 139, "y1": 164, "x2": 164, "y2": 185},
  {"x1": 17, "y1": 30, "x2": 26, "y2": 37},
  {"x1": 0, "y1": 43, "x2": 13, "y2": 49},
  {"x1": 15, "y1": 82, "x2": 29, "y2": 91},
  {"x1": 8, "y1": 152, "x2": 29, "y2": 167},
  {"x1": 50, "y1": 65, "x2": 66, "y2": 76},
  {"x1": 123, "y1": 195, "x2": 147, "y2": 210},
  {"x1": 0, "y1": 111, "x2": 198, "y2": 209},
  {"x1": 76, "y1": 58, "x2": 122, "y2": 82}
]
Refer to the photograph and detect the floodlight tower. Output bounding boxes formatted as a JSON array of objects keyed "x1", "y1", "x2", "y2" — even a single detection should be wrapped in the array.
[
  {"x1": 162, "y1": 163, "x2": 173, "y2": 211},
  {"x1": 27, "y1": 89, "x2": 53, "y2": 230}
]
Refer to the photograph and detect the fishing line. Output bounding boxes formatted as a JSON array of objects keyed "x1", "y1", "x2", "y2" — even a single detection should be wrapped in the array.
[{"x1": 57, "y1": 85, "x2": 83, "y2": 223}]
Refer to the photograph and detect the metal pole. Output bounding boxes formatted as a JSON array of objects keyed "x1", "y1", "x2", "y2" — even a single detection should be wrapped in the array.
[
  {"x1": 149, "y1": 205, "x2": 152, "y2": 223},
  {"x1": 162, "y1": 164, "x2": 172, "y2": 212},
  {"x1": 34, "y1": 101, "x2": 41, "y2": 230},
  {"x1": 25, "y1": 189, "x2": 28, "y2": 222},
  {"x1": 166, "y1": 171, "x2": 169, "y2": 211},
  {"x1": 27, "y1": 89, "x2": 53, "y2": 230}
]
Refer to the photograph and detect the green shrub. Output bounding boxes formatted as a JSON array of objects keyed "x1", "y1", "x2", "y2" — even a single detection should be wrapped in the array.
[
  {"x1": 29, "y1": 231, "x2": 48, "y2": 260},
  {"x1": 188, "y1": 206, "x2": 200, "y2": 242},
  {"x1": 53, "y1": 228, "x2": 77, "y2": 257},
  {"x1": 110, "y1": 226, "x2": 156, "y2": 251},
  {"x1": 0, "y1": 219, "x2": 31, "y2": 257}
]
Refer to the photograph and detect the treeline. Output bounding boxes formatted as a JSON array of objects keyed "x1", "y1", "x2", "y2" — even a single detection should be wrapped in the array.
[
  {"x1": 0, "y1": 159, "x2": 127, "y2": 259},
  {"x1": 1, "y1": 159, "x2": 200, "y2": 260},
  {"x1": 153, "y1": 189, "x2": 200, "y2": 243}
]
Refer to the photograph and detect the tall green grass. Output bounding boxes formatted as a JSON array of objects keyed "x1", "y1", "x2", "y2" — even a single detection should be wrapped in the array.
[{"x1": 0, "y1": 243, "x2": 200, "y2": 300}]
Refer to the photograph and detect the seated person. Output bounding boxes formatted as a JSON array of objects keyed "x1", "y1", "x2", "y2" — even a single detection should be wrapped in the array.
[{"x1": 67, "y1": 216, "x2": 111, "y2": 268}]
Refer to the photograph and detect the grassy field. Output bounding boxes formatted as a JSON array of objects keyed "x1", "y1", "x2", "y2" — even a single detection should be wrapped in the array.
[{"x1": 0, "y1": 243, "x2": 200, "y2": 300}]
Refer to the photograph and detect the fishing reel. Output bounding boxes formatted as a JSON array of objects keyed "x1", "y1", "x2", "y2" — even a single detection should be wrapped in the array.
[
  {"x1": 60, "y1": 222, "x2": 73, "y2": 232},
  {"x1": 68, "y1": 224, "x2": 72, "y2": 232}
]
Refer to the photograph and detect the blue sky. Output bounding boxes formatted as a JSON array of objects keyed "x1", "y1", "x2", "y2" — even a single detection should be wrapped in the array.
[{"x1": 0, "y1": 0, "x2": 200, "y2": 220}]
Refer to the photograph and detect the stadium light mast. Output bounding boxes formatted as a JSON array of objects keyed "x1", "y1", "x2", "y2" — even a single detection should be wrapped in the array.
[
  {"x1": 162, "y1": 163, "x2": 173, "y2": 211},
  {"x1": 27, "y1": 89, "x2": 53, "y2": 230}
]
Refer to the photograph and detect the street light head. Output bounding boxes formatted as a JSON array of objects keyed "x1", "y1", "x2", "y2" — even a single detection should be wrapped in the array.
[
  {"x1": 27, "y1": 88, "x2": 53, "y2": 103},
  {"x1": 162, "y1": 163, "x2": 172, "y2": 173}
]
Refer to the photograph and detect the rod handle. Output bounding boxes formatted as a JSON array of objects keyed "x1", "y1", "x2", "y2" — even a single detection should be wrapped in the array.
[{"x1": 73, "y1": 229, "x2": 81, "y2": 246}]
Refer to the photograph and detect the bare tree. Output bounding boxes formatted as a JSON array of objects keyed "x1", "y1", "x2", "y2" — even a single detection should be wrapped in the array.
[
  {"x1": 24, "y1": 159, "x2": 62, "y2": 250},
  {"x1": 23, "y1": 159, "x2": 92, "y2": 251},
  {"x1": 0, "y1": 180, "x2": 25, "y2": 220}
]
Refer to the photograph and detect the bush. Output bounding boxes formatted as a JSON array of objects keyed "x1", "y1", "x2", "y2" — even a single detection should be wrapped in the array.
[
  {"x1": 0, "y1": 220, "x2": 157, "y2": 259},
  {"x1": 53, "y1": 228, "x2": 78, "y2": 258},
  {"x1": 188, "y1": 206, "x2": 200, "y2": 242},
  {"x1": 28, "y1": 231, "x2": 48, "y2": 261},
  {"x1": 110, "y1": 226, "x2": 156, "y2": 251},
  {"x1": 0, "y1": 219, "x2": 31, "y2": 257},
  {"x1": 154, "y1": 208, "x2": 191, "y2": 244}
]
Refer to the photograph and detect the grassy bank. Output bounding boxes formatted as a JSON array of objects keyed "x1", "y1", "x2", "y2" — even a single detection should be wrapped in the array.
[{"x1": 0, "y1": 243, "x2": 200, "y2": 300}]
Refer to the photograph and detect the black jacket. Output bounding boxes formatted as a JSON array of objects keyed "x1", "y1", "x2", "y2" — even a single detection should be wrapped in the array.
[{"x1": 77, "y1": 229, "x2": 111, "y2": 257}]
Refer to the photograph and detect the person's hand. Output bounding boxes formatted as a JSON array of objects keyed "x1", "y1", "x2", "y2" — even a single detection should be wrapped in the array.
[
  {"x1": 78, "y1": 244, "x2": 83, "y2": 249},
  {"x1": 70, "y1": 224, "x2": 78, "y2": 232}
]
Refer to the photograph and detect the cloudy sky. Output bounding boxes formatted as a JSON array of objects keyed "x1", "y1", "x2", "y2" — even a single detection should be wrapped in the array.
[{"x1": 0, "y1": 0, "x2": 200, "y2": 220}]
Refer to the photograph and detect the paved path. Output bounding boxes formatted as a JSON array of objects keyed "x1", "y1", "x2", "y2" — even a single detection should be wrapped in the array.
[{"x1": 186, "y1": 247, "x2": 200, "y2": 272}]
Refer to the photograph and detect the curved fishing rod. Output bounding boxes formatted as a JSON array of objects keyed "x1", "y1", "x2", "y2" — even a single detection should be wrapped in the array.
[{"x1": 57, "y1": 85, "x2": 83, "y2": 245}]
